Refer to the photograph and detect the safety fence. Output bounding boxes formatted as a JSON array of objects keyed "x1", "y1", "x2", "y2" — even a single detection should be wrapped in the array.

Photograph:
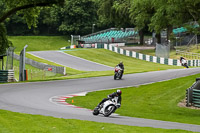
[
  {"x1": 13, "y1": 53, "x2": 66, "y2": 75},
  {"x1": 0, "y1": 70, "x2": 15, "y2": 83},
  {"x1": 176, "y1": 50, "x2": 200, "y2": 59},
  {"x1": 104, "y1": 44, "x2": 200, "y2": 67},
  {"x1": 192, "y1": 89, "x2": 200, "y2": 108},
  {"x1": 186, "y1": 78, "x2": 200, "y2": 108}
]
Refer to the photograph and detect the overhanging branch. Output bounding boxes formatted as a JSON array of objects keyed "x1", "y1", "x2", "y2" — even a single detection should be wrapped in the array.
[{"x1": 0, "y1": 1, "x2": 63, "y2": 23}]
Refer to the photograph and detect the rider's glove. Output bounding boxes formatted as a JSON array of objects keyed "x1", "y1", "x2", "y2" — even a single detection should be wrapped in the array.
[
  {"x1": 116, "y1": 104, "x2": 121, "y2": 108},
  {"x1": 107, "y1": 95, "x2": 112, "y2": 99}
]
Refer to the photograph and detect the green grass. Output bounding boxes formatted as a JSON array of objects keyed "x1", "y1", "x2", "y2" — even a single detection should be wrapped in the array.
[
  {"x1": 8, "y1": 36, "x2": 70, "y2": 52},
  {"x1": 136, "y1": 44, "x2": 200, "y2": 60},
  {"x1": 1, "y1": 36, "x2": 200, "y2": 132},
  {"x1": 13, "y1": 58, "x2": 62, "y2": 81},
  {"x1": 26, "y1": 52, "x2": 85, "y2": 76},
  {"x1": 136, "y1": 49, "x2": 181, "y2": 60},
  {"x1": 11, "y1": 48, "x2": 183, "y2": 81},
  {"x1": 65, "y1": 48, "x2": 182, "y2": 74},
  {"x1": 0, "y1": 109, "x2": 196, "y2": 133},
  {"x1": 7, "y1": 36, "x2": 183, "y2": 81},
  {"x1": 66, "y1": 73, "x2": 200, "y2": 125},
  {"x1": 11, "y1": 52, "x2": 85, "y2": 81}
]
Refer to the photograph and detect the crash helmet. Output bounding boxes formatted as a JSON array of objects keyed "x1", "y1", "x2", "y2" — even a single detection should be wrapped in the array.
[{"x1": 116, "y1": 89, "x2": 122, "y2": 96}]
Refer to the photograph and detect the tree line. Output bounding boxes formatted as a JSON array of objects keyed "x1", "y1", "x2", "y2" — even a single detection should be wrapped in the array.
[{"x1": 0, "y1": 0, "x2": 200, "y2": 55}]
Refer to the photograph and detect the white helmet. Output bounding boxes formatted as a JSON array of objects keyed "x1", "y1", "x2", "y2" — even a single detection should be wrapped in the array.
[{"x1": 116, "y1": 90, "x2": 122, "y2": 95}]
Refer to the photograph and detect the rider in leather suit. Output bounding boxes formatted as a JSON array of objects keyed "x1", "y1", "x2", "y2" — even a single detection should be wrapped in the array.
[
  {"x1": 96, "y1": 90, "x2": 122, "y2": 108},
  {"x1": 118, "y1": 61, "x2": 124, "y2": 76}
]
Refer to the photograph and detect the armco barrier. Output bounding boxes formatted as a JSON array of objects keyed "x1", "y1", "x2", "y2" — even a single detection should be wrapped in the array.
[
  {"x1": 186, "y1": 78, "x2": 200, "y2": 108},
  {"x1": 103, "y1": 44, "x2": 200, "y2": 66},
  {"x1": 13, "y1": 53, "x2": 66, "y2": 75},
  {"x1": 192, "y1": 89, "x2": 200, "y2": 107},
  {"x1": 0, "y1": 70, "x2": 15, "y2": 82}
]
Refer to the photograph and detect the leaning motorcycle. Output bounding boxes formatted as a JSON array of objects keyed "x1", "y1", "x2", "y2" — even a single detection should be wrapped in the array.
[
  {"x1": 181, "y1": 59, "x2": 189, "y2": 68},
  {"x1": 114, "y1": 66, "x2": 123, "y2": 80},
  {"x1": 93, "y1": 97, "x2": 120, "y2": 117}
]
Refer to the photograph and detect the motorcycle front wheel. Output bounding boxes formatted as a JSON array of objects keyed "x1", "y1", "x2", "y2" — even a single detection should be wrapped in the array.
[
  {"x1": 114, "y1": 73, "x2": 117, "y2": 80},
  {"x1": 93, "y1": 108, "x2": 99, "y2": 115},
  {"x1": 104, "y1": 105, "x2": 116, "y2": 117}
]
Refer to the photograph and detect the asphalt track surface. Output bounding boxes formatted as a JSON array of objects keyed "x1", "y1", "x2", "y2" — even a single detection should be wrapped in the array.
[
  {"x1": 1, "y1": 68, "x2": 200, "y2": 132},
  {"x1": 28, "y1": 51, "x2": 113, "y2": 71}
]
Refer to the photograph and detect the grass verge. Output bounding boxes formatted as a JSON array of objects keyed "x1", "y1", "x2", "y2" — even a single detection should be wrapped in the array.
[
  {"x1": 65, "y1": 49, "x2": 182, "y2": 74},
  {"x1": 0, "y1": 109, "x2": 196, "y2": 133},
  {"x1": 66, "y1": 73, "x2": 200, "y2": 125},
  {"x1": 12, "y1": 48, "x2": 183, "y2": 81},
  {"x1": 8, "y1": 36, "x2": 70, "y2": 52}
]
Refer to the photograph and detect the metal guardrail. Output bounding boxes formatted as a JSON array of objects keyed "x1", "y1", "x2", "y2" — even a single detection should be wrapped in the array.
[
  {"x1": 192, "y1": 89, "x2": 200, "y2": 107},
  {"x1": 13, "y1": 53, "x2": 66, "y2": 75},
  {"x1": 0, "y1": 70, "x2": 15, "y2": 82},
  {"x1": 186, "y1": 78, "x2": 200, "y2": 107}
]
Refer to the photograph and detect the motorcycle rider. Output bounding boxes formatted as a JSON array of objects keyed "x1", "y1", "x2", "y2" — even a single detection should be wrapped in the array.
[
  {"x1": 180, "y1": 57, "x2": 189, "y2": 68},
  {"x1": 117, "y1": 61, "x2": 124, "y2": 75},
  {"x1": 96, "y1": 90, "x2": 122, "y2": 109}
]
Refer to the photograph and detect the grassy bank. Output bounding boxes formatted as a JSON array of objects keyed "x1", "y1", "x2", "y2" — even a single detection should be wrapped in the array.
[
  {"x1": 12, "y1": 48, "x2": 183, "y2": 81},
  {"x1": 7, "y1": 36, "x2": 183, "y2": 81},
  {"x1": 65, "y1": 49, "x2": 182, "y2": 74},
  {"x1": 8, "y1": 36, "x2": 70, "y2": 52},
  {"x1": 66, "y1": 73, "x2": 200, "y2": 125},
  {"x1": 136, "y1": 44, "x2": 200, "y2": 60},
  {"x1": 0, "y1": 109, "x2": 196, "y2": 133},
  {"x1": 13, "y1": 58, "x2": 62, "y2": 81},
  {"x1": 1, "y1": 36, "x2": 199, "y2": 132}
]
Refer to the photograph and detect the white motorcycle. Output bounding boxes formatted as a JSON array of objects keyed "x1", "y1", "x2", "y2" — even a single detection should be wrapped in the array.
[
  {"x1": 181, "y1": 59, "x2": 189, "y2": 68},
  {"x1": 93, "y1": 97, "x2": 120, "y2": 117}
]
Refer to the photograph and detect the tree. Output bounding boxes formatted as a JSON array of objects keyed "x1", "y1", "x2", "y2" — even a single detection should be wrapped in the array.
[
  {"x1": 0, "y1": 0, "x2": 64, "y2": 54},
  {"x1": 129, "y1": 0, "x2": 154, "y2": 44},
  {"x1": 0, "y1": 23, "x2": 12, "y2": 55},
  {"x1": 149, "y1": 0, "x2": 200, "y2": 43},
  {"x1": 97, "y1": 0, "x2": 132, "y2": 28},
  {"x1": 130, "y1": 0, "x2": 200, "y2": 44},
  {"x1": 56, "y1": 0, "x2": 98, "y2": 35}
]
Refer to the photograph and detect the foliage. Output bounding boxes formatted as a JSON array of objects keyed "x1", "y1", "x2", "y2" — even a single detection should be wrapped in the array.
[
  {"x1": 57, "y1": 0, "x2": 98, "y2": 35},
  {"x1": 129, "y1": 0, "x2": 153, "y2": 31},
  {"x1": 4, "y1": 0, "x2": 98, "y2": 35},
  {"x1": 0, "y1": 0, "x2": 64, "y2": 55},
  {"x1": 98, "y1": 0, "x2": 132, "y2": 28},
  {"x1": 0, "y1": 23, "x2": 12, "y2": 55},
  {"x1": 149, "y1": 0, "x2": 200, "y2": 34},
  {"x1": 0, "y1": 0, "x2": 64, "y2": 27}
]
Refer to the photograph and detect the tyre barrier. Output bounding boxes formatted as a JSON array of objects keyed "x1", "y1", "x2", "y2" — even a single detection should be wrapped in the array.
[
  {"x1": 186, "y1": 78, "x2": 200, "y2": 107},
  {"x1": 0, "y1": 70, "x2": 15, "y2": 83},
  {"x1": 192, "y1": 89, "x2": 200, "y2": 108}
]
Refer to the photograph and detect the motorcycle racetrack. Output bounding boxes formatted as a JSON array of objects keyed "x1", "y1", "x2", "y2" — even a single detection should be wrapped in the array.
[{"x1": 1, "y1": 51, "x2": 200, "y2": 132}]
